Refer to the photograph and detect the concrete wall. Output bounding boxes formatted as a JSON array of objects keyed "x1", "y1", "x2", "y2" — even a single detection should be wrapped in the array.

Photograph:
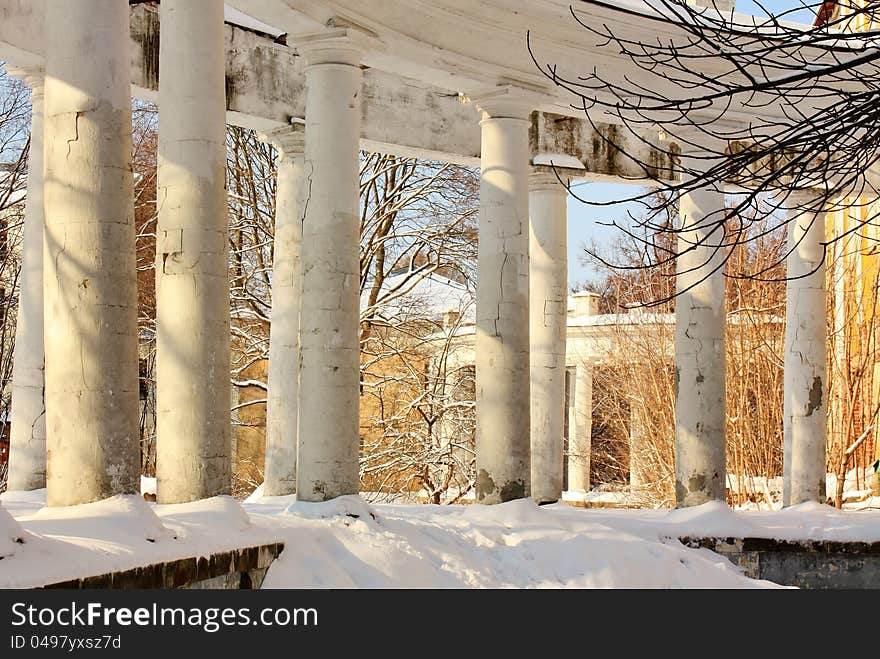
[
  {"x1": 682, "y1": 536, "x2": 880, "y2": 588},
  {"x1": 42, "y1": 543, "x2": 285, "y2": 589}
]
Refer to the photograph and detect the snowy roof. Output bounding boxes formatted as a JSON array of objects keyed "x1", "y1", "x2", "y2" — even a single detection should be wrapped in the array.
[
  {"x1": 360, "y1": 269, "x2": 475, "y2": 324},
  {"x1": 0, "y1": 168, "x2": 26, "y2": 207},
  {"x1": 225, "y1": 5, "x2": 286, "y2": 40},
  {"x1": 568, "y1": 311, "x2": 783, "y2": 327},
  {"x1": 568, "y1": 312, "x2": 674, "y2": 327},
  {"x1": 532, "y1": 153, "x2": 586, "y2": 170}
]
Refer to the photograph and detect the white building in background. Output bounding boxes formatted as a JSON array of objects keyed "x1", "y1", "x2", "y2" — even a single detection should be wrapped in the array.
[{"x1": 413, "y1": 274, "x2": 675, "y2": 498}]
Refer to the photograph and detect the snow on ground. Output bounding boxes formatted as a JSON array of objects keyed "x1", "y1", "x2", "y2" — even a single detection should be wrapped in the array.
[
  {"x1": 140, "y1": 476, "x2": 157, "y2": 497},
  {"x1": 544, "y1": 499, "x2": 880, "y2": 544},
  {"x1": 846, "y1": 497, "x2": 880, "y2": 511},
  {"x1": 0, "y1": 490, "x2": 279, "y2": 588},
  {"x1": 827, "y1": 467, "x2": 879, "y2": 502},
  {"x1": 0, "y1": 502, "x2": 25, "y2": 559},
  {"x1": 562, "y1": 490, "x2": 631, "y2": 506},
  {"x1": 247, "y1": 496, "x2": 773, "y2": 588},
  {"x1": 2, "y1": 489, "x2": 880, "y2": 588}
]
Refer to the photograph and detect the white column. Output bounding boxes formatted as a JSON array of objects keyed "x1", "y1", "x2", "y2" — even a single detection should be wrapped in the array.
[
  {"x1": 43, "y1": 0, "x2": 140, "y2": 506},
  {"x1": 295, "y1": 29, "x2": 365, "y2": 502},
  {"x1": 629, "y1": 398, "x2": 650, "y2": 491},
  {"x1": 7, "y1": 68, "x2": 45, "y2": 492},
  {"x1": 155, "y1": 0, "x2": 230, "y2": 503},
  {"x1": 262, "y1": 125, "x2": 305, "y2": 497},
  {"x1": 675, "y1": 182, "x2": 727, "y2": 507},
  {"x1": 783, "y1": 195, "x2": 827, "y2": 506},
  {"x1": 471, "y1": 86, "x2": 538, "y2": 504},
  {"x1": 568, "y1": 362, "x2": 592, "y2": 492},
  {"x1": 529, "y1": 172, "x2": 567, "y2": 503},
  {"x1": 566, "y1": 367, "x2": 575, "y2": 487}
]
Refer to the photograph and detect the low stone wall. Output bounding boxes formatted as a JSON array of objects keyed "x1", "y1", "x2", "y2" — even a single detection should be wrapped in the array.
[
  {"x1": 40, "y1": 543, "x2": 285, "y2": 590},
  {"x1": 681, "y1": 536, "x2": 880, "y2": 589}
]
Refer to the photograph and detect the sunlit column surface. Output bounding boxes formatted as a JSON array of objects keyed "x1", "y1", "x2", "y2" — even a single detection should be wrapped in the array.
[
  {"x1": 568, "y1": 362, "x2": 593, "y2": 493},
  {"x1": 263, "y1": 125, "x2": 305, "y2": 497},
  {"x1": 156, "y1": 0, "x2": 230, "y2": 503},
  {"x1": 7, "y1": 67, "x2": 46, "y2": 492},
  {"x1": 783, "y1": 194, "x2": 827, "y2": 506},
  {"x1": 295, "y1": 29, "x2": 365, "y2": 502},
  {"x1": 43, "y1": 0, "x2": 140, "y2": 505},
  {"x1": 674, "y1": 181, "x2": 727, "y2": 507},
  {"x1": 529, "y1": 172, "x2": 568, "y2": 503},
  {"x1": 472, "y1": 86, "x2": 539, "y2": 504}
]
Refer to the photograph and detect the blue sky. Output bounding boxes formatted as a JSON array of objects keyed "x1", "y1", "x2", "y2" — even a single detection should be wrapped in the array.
[{"x1": 564, "y1": 0, "x2": 819, "y2": 286}]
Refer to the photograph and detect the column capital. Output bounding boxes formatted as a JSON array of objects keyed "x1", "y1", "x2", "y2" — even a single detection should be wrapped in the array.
[
  {"x1": 6, "y1": 65, "x2": 44, "y2": 98},
  {"x1": 260, "y1": 123, "x2": 305, "y2": 158},
  {"x1": 466, "y1": 83, "x2": 546, "y2": 120},
  {"x1": 529, "y1": 170, "x2": 566, "y2": 192},
  {"x1": 293, "y1": 25, "x2": 375, "y2": 68}
]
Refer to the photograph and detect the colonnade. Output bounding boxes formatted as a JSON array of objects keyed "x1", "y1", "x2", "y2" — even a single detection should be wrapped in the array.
[{"x1": 4, "y1": 0, "x2": 829, "y2": 509}]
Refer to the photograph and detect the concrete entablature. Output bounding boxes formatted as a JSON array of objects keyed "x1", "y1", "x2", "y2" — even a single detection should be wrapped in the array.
[{"x1": 0, "y1": 1, "x2": 680, "y2": 180}]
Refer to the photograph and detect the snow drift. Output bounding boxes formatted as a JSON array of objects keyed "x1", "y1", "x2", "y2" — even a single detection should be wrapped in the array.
[
  {"x1": 3, "y1": 488, "x2": 880, "y2": 588},
  {"x1": 0, "y1": 504, "x2": 24, "y2": 559}
]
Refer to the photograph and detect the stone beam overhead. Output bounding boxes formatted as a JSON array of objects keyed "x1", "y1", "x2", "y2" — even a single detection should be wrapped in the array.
[
  {"x1": 0, "y1": 1, "x2": 678, "y2": 180},
  {"x1": 531, "y1": 112, "x2": 678, "y2": 183},
  {"x1": 240, "y1": 0, "x2": 847, "y2": 126},
  {"x1": 0, "y1": 0, "x2": 41, "y2": 68},
  {"x1": 0, "y1": 2, "x2": 479, "y2": 156}
]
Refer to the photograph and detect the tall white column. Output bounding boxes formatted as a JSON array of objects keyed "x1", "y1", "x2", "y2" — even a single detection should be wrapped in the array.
[
  {"x1": 471, "y1": 86, "x2": 538, "y2": 504},
  {"x1": 7, "y1": 68, "x2": 46, "y2": 492},
  {"x1": 675, "y1": 182, "x2": 727, "y2": 507},
  {"x1": 295, "y1": 29, "x2": 365, "y2": 502},
  {"x1": 529, "y1": 172, "x2": 567, "y2": 503},
  {"x1": 156, "y1": 0, "x2": 230, "y2": 503},
  {"x1": 43, "y1": 0, "x2": 140, "y2": 506},
  {"x1": 568, "y1": 362, "x2": 592, "y2": 492},
  {"x1": 262, "y1": 125, "x2": 305, "y2": 497},
  {"x1": 783, "y1": 195, "x2": 827, "y2": 506}
]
